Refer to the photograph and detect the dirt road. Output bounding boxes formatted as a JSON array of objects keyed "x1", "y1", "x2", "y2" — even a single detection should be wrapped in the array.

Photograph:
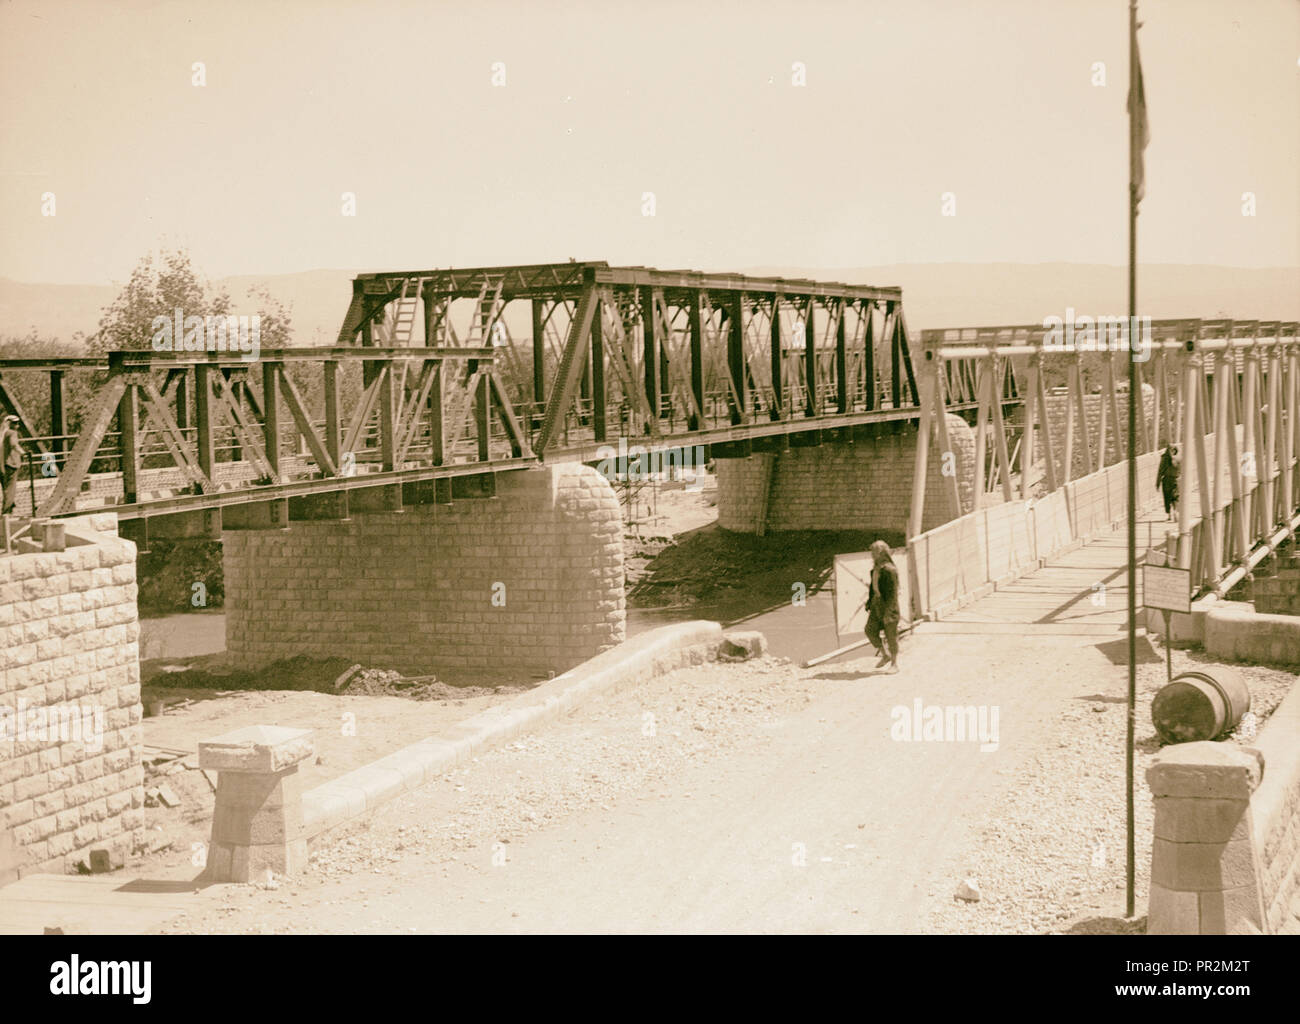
[
  {"x1": 159, "y1": 631, "x2": 1136, "y2": 934},
  {"x1": 155, "y1": 511, "x2": 1296, "y2": 934}
]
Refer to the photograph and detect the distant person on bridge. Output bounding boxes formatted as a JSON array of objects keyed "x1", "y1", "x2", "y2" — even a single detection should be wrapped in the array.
[
  {"x1": 864, "y1": 539, "x2": 900, "y2": 674},
  {"x1": 1156, "y1": 444, "x2": 1180, "y2": 521},
  {"x1": 0, "y1": 414, "x2": 23, "y2": 516}
]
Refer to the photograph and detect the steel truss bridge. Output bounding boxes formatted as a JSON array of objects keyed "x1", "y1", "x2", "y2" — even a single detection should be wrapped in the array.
[
  {"x1": 0, "y1": 262, "x2": 948, "y2": 542},
  {"x1": 0, "y1": 259, "x2": 1293, "y2": 600}
]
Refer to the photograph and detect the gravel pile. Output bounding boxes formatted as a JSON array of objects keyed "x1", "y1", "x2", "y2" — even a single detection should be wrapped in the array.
[{"x1": 336, "y1": 668, "x2": 516, "y2": 701}]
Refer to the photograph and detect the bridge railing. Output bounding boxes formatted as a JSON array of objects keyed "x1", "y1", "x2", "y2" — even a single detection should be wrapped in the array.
[
  {"x1": 910, "y1": 452, "x2": 1165, "y2": 619},
  {"x1": 4, "y1": 346, "x2": 532, "y2": 520},
  {"x1": 908, "y1": 318, "x2": 1300, "y2": 608}
]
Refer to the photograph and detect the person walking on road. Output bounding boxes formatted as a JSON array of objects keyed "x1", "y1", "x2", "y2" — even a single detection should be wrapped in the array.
[
  {"x1": 0, "y1": 414, "x2": 24, "y2": 517},
  {"x1": 864, "y1": 539, "x2": 901, "y2": 674},
  {"x1": 1156, "y1": 444, "x2": 1180, "y2": 521}
]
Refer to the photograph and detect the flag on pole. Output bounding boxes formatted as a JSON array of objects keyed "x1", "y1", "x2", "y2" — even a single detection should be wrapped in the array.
[{"x1": 1127, "y1": 18, "x2": 1150, "y2": 205}]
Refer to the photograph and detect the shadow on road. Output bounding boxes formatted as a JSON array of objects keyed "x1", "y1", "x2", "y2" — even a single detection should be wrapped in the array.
[
  {"x1": 1093, "y1": 634, "x2": 1162, "y2": 666},
  {"x1": 1065, "y1": 913, "x2": 1147, "y2": 935},
  {"x1": 810, "y1": 666, "x2": 897, "y2": 681}
]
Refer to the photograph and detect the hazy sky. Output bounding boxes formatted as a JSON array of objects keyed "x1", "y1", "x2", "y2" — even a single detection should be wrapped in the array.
[{"x1": 2, "y1": 0, "x2": 1296, "y2": 285}]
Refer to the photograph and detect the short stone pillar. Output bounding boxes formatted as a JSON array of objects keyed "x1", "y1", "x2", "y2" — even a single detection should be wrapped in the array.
[
  {"x1": 198, "y1": 725, "x2": 314, "y2": 883},
  {"x1": 1146, "y1": 741, "x2": 1267, "y2": 934}
]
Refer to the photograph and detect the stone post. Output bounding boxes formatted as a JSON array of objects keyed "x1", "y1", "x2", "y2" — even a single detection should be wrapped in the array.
[
  {"x1": 198, "y1": 725, "x2": 314, "y2": 883},
  {"x1": 1146, "y1": 741, "x2": 1267, "y2": 934}
]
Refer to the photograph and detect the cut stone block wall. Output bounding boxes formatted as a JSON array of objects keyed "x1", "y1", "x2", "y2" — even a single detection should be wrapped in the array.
[
  {"x1": 0, "y1": 514, "x2": 144, "y2": 878},
  {"x1": 715, "y1": 415, "x2": 976, "y2": 535},
  {"x1": 1016, "y1": 385, "x2": 1156, "y2": 483},
  {"x1": 223, "y1": 464, "x2": 625, "y2": 677},
  {"x1": 1253, "y1": 679, "x2": 1300, "y2": 934},
  {"x1": 1146, "y1": 742, "x2": 1265, "y2": 935},
  {"x1": 1254, "y1": 561, "x2": 1300, "y2": 617}
]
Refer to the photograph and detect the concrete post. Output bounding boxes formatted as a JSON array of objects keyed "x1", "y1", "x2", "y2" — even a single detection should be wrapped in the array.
[
  {"x1": 199, "y1": 725, "x2": 314, "y2": 883},
  {"x1": 1146, "y1": 740, "x2": 1267, "y2": 934}
]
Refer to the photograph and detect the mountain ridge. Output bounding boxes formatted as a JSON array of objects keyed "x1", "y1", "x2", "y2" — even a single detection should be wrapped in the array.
[{"x1": 2, "y1": 263, "x2": 1294, "y2": 350}]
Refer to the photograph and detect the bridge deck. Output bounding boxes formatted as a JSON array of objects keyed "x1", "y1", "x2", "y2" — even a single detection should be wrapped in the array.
[{"x1": 916, "y1": 504, "x2": 1172, "y2": 636}]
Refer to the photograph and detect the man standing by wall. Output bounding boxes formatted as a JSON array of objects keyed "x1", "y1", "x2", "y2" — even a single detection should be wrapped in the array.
[{"x1": 0, "y1": 414, "x2": 24, "y2": 516}]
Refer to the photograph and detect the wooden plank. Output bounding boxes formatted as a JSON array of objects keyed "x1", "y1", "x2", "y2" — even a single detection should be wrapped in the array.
[
  {"x1": 211, "y1": 372, "x2": 275, "y2": 481},
  {"x1": 536, "y1": 281, "x2": 598, "y2": 450},
  {"x1": 118, "y1": 382, "x2": 141, "y2": 505},
  {"x1": 989, "y1": 357, "x2": 1015, "y2": 502},
  {"x1": 907, "y1": 353, "x2": 936, "y2": 540},
  {"x1": 1037, "y1": 358, "x2": 1059, "y2": 492},
  {"x1": 342, "y1": 366, "x2": 384, "y2": 456}
]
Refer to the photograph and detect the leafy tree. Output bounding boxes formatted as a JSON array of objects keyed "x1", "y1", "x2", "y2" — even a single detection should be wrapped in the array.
[
  {"x1": 0, "y1": 328, "x2": 100, "y2": 437},
  {"x1": 91, "y1": 249, "x2": 233, "y2": 354},
  {"x1": 246, "y1": 283, "x2": 291, "y2": 349}
]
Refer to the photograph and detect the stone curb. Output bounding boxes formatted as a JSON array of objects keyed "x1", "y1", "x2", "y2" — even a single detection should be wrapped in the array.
[
  {"x1": 1204, "y1": 604, "x2": 1300, "y2": 667},
  {"x1": 301, "y1": 620, "x2": 725, "y2": 841},
  {"x1": 1250, "y1": 675, "x2": 1300, "y2": 933}
]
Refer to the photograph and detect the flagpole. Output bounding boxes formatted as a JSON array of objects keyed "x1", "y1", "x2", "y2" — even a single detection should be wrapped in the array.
[{"x1": 1125, "y1": 0, "x2": 1139, "y2": 920}]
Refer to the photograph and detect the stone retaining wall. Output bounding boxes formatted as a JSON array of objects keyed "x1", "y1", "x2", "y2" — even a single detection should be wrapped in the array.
[
  {"x1": 1204, "y1": 604, "x2": 1300, "y2": 667},
  {"x1": 0, "y1": 514, "x2": 144, "y2": 878},
  {"x1": 1253, "y1": 558, "x2": 1300, "y2": 617},
  {"x1": 1020, "y1": 385, "x2": 1156, "y2": 482}
]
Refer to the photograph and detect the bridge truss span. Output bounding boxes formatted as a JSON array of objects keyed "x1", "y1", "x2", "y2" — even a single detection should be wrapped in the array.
[
  {"x1": 0, "y1": 262, "x2": 940, "y2": 533},
  {"x1": 911, "y1": 318, "x2": 1300, "y2": 602}
]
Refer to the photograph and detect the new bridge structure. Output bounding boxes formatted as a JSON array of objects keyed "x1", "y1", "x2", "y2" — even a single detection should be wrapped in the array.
[
  {"x1": 1, "y1": 261, "x2": 934, "y2": 535},
  {"x1": 0, "y1": 261, "x2": 1295, "y2": 671}
]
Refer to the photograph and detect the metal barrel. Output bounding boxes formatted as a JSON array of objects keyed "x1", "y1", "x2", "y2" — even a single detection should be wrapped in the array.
[{"x1": 1151, "y1": 668, "x2": 1251, "y2": 743}]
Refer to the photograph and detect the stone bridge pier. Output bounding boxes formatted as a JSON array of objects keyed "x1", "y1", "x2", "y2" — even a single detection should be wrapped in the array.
[
  {"x1": 222, "y1": 463, "x2": 625, "y2": 678},
  {"x1": 715, "y1": 416, "x2": 977, "y2": 536}
]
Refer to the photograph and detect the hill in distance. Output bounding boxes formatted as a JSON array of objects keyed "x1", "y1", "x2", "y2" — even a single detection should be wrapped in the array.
[{"x1": 1, "y1": 263, "x2": 1295, "y2": 351}]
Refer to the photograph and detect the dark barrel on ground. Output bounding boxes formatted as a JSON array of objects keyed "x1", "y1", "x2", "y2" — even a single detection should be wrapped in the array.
[{"x1": 1151, "y1": 668, "x2": 1251, "y2": 743}]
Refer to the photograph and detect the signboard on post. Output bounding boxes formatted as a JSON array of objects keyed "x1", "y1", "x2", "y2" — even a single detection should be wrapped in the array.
[
  {"x1": 1142, "y1": 562, "x2": 1191, "y2": 614},
  {"x1": 1143, "y1": 557, "x2": 1191, "y2": 687}
]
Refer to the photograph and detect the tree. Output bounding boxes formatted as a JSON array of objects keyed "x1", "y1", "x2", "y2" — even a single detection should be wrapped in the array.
[
  {"x1": 0, "y1": 328, "x2": 97, "y2": 436},
  {"x1": 91, "y1": 249, "x2": 233, "y2": 354}
]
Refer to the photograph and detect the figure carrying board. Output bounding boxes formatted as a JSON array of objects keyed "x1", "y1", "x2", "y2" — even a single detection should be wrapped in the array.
[
  {"x1": 802, "y1": 548, "x2": 914, "y2": 667},
  {"x1": 833, "y1": 549, "x2": 912, "y2": 638}
]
